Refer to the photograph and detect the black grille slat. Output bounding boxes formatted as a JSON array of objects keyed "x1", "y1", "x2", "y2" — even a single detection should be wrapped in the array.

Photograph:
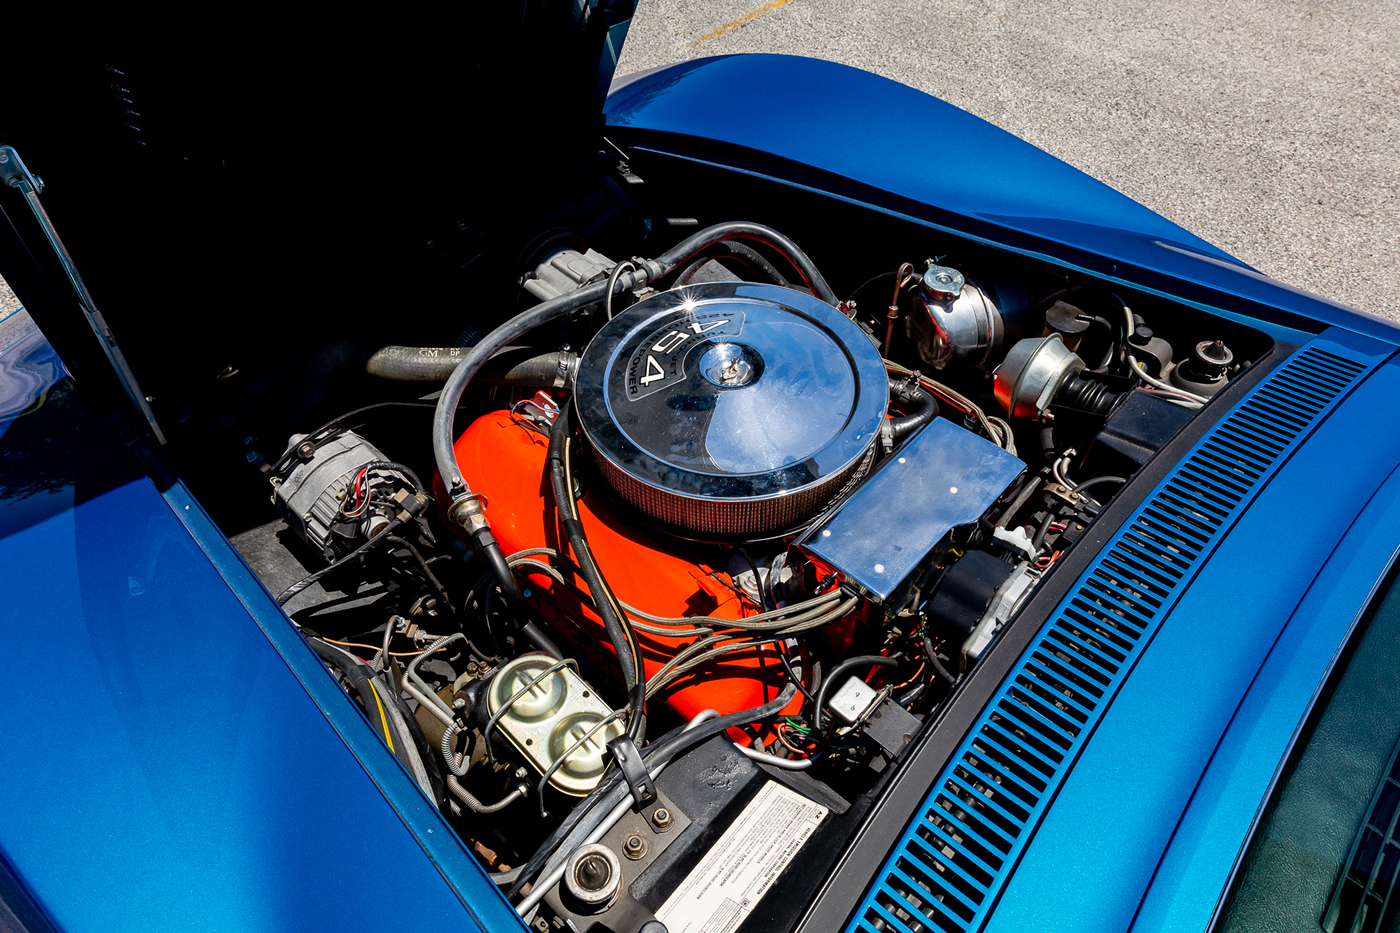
[
  {"x1": 1227, "y1": 411, "x2": 1294, "y2": 447},
  {"x1": 1118, "y1": 535, "x2": 1193, "y2": 573},
  {"x1": 1141, "y1": 504, "x2": 1215, "y2": 542},
  {"x1": 1078, "y1": 581, "x2": 1157, "y2": 628},
  {"x1": 1007, "y1": 683, "x2": 1087, "y2": 736},
  {"x1": 947, "y1": 771, "x2": 1031, "y2": 827},
  {"x1": 1174, "y1": 462, "x2": 1252, "y2": 501},
  {"x1": 1064, "y1": 602, "x2": 1144, "y2": 644},
  {"x1": 917, "y1": 816, "x2": 1003, "y2": 878},
  {"x1": 890, "y1": 862, "x2": 980, "y2": 920},
  {"x1": 1056, "y1": 615, "x2": 1133, "y2": 657},
  {"x1": 1087, "y1": 572, "x2": 1166, "y2": 612},
  {"x1": 1099, "y1": 553, "x2": 1176, "y2": 595},
  {"x1": 1216, "y1": 422, "x2": 1287, "y2": 454},
  {"x1": 989, "y1": 707, "x2": 1070, "y2": 760},
  {"x1": 965, "y1": 747, "x2": 1048, "y2": 801},
  {"x1": 1159, "y1": 484, "x2": 1232, "y2": 522},
  {"x1": 901, "y1": 840, "x2": 991, "y2": 900},
  {"x1": 980, "y1": 721, "x2": 1060, "y2": 775},
  {"x1": 1035, "y1": 643, "x2": 1115, "y2": 690},
  {"x1": 1323, "y1": 733, "x2": 1400, "y2": 933},
  {"x1": 932, "y1": 795, "x2": 1015, "y2": 854},
  {"x1": 1040, "y1": 631, "x2": 1122, "y2": 681},
  {"x1": 999, "y1": 692, "x2": 1079, "y2": 747},
  {"x1": 1018, "y1": 661, "x2": 1100, "y2": 715}
]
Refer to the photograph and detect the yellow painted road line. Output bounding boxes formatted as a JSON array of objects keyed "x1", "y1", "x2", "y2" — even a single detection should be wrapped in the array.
[{"x1": 688, "y1": 0, "x2": 799, "y2": 48}]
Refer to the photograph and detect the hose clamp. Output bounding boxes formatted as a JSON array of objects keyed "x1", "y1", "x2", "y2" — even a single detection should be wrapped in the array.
[
  {"x1": 553, "y1": 352, "x2": 578, "y2": 389},
  {"x1": 607, "y1": 735, "x2": 657, "y2": 809}
]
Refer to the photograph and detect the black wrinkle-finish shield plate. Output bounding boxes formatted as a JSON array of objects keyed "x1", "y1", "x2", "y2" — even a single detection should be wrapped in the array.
[{"x1": 576, "y1": 282, "x2": 888, "y2": 535}]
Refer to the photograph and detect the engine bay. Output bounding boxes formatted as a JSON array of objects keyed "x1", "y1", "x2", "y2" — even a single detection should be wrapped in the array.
[{"x1": 195, "y1": 163, "x2": 1273, "y2": 933}]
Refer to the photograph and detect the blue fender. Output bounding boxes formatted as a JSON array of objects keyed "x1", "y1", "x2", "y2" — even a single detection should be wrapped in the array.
[
  {"x1": 606, "y1": 55, "x2": 1398, "y2": 345},
  {"x1": 0, "y1": 336, "x2": 520, "y2": 930}
]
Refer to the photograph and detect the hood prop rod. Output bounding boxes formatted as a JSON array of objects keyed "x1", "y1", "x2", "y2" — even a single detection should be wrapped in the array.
[{"x1": 0, "y1": 145, "x2": 165, "y2": 444}]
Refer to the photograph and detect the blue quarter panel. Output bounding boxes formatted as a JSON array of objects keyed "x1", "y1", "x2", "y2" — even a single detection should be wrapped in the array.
[
  {"x1": 606, "y1": 55, "x2": 1396, "y2": 343},
  {"x1": 0, "y1": 378, "x2": 519, "y2": 931},
  {"x1": 1131, "y1": 460, "x2": 1400, "y2": 933},
  {"x1": 982, "y1": 349, "x2": 1400, "y2": 933}
]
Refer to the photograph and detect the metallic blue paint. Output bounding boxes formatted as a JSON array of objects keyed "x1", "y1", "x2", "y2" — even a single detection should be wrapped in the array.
[
  {"x1": 1130, "y1": 460, "x2": 1400, "y2": 933},
  {"x1": 983, "y1": 345, "x2": 1400, "y2": 933},
  {"x1": 0, "y1": 372, "x2": 523, "y2": 931},
  {"x1": 606, "y1": 55, "x2": 1398, "y2": 345}
]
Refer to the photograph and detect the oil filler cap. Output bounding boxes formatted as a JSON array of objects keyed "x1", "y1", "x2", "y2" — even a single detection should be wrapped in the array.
[{"x1": 575, "y1": 282, "x2": 887, "y2": 538}]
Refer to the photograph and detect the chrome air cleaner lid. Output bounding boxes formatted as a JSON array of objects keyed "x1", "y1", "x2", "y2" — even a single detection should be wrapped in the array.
[{"x1": 575, "y1": 282, "x2": 888, "y2": 538}]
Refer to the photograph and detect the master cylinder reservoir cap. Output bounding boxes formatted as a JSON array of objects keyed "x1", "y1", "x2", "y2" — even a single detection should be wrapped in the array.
[{"x1": 486, "y1": 655, "x2": 624, "y2": 796}]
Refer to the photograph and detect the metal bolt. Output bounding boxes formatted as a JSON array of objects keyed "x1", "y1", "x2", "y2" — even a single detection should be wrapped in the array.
[
  {"x1": 393, "y1": 615, "x2": 408, "y2": 632},
  {"x1": 452, "y1": 697, "x2": 467, "y2": 711},
  {"x1": 296, "y1": 440, "x2": 316, "y2": 459},
  {"x1": 0, "y1": 151, "x2": 8, "y2": 162},
  {"x1": 623, "y1": 834, "x2": 648, "y2": 860},
  {"x1": 515, "y1": 767, "x2": 530, "y2": 780},
  {"x1": 652, "y1": 807, "x2": 673, "y2": 830}
]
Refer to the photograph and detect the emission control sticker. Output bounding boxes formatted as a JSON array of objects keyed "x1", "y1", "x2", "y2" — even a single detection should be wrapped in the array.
[{"x1": 656, "y1": 781, "x2": 827, "y2": 933}]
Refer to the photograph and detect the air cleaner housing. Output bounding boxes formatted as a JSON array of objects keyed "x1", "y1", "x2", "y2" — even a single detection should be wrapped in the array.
[{"x1": 574, "y1": 282, "x2": 887, "y2": 538}]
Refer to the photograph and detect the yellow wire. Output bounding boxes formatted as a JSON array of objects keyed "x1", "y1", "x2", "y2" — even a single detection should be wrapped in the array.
[{"x1": 370, "y1": 683, "x2": 395, "y2": 752}]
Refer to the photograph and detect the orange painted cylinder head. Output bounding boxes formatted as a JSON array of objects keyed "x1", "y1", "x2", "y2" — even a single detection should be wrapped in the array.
[{"x1": 449, "y1": 410, "x2": 810, "y2": 728}]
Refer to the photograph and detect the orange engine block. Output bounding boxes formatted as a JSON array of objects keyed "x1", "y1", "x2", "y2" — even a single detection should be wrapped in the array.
[{"x1": 449, "y1": 409, "x2": 826, "y2": 728}]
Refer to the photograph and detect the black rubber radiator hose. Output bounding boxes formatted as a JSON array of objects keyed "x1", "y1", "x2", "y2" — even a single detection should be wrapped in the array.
[
  {"x1": 672, "y1": 238, "x2": 796, "y2": 289},
  {"x1": 366, "y1": 346, "x2": 574, "y2": 385},
  {"x1": 887, "y1": 375, "x2": 939, "y2": 441},
  {"x1": 433, "y1": 222, "x2": 838, "y2": 608}
]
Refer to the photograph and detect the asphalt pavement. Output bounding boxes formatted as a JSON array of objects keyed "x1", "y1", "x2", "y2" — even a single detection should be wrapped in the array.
[
  {"x1": 617, "y1": 0, "x2": 1400, "y2": 321},
  {"x1": 0, "y1": 4, "x2": 1393, "y2": 322}
]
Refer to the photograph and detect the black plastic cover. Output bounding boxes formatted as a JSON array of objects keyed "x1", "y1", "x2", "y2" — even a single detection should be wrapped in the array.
[
  {"x1": 1087, "y1": 389, "x2": 1196, "y2": 476},
  {"x1": 926, "y1": 549, "x2": 1017, "y2": 636}
]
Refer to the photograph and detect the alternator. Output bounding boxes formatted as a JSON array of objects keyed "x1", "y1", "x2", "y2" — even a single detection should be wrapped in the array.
[{"x1": 272, "y1": 432, "x2": 413, "y2": 560}]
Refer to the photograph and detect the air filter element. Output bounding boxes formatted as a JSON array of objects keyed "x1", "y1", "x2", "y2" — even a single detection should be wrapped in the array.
[{"x1": 575, "y1": 282, "x2": 887, "y2": 538}]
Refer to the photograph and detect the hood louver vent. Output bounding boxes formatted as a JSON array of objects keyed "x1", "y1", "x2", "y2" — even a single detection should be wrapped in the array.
[{"x1": 849, "y1": 341, "x2": 1376, "y2": 933}]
